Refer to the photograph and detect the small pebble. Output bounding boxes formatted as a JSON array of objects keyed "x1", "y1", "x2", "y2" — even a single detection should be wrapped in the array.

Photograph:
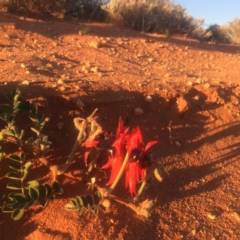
[
  {"x1": 57, "y1": 122, "x2": 64, "y2": 130},
  {"x1": 134, "y1": 108, "x2": 144, "y2": 115},
  {"x1": 175, "y1": 141, "x2": 181, "y2": 147},
  {"x1": 204, "y1": 83, "x2": 211, "y2": 88},
  {"x1": 22, "y1": 80, "x2": 29, "y2": 85},
  {"x1": 57, "y1": 79, "x2": 64, "y2": 85},
  {"x1": 76, "y1": 99, "x2": 84, "y2": 107},
  {"x1": 90, "y1": 41, "x2": 100, "y2": 49},
  {"x1": 145, "y1": 96, "x2": 152, "y2": 103}
]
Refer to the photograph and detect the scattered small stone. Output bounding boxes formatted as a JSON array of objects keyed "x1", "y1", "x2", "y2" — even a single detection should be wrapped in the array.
[
  {"x1": 57, "y1": 122, "x2": 64, "y2": 130},
  {"x1": 44, "y1": 117, "x2": 50, "y2": 122},
  {"x1": 134, "y1": 108, "x2": 144, "y2": 115},
  {"x1": 81, "y1": 66, "x2": 86, "y2": 71},
  {"x1": 175, "y1": 141, "x2": 181, "y2": 147},
  {"x1": 233, "y1": 212, "x2": 240, "y2": 222},
  {"x1": 145, "y1": 95, "x2": 152, "y2": 103},
  {"x1": 22, "y1": 80, "x2": 29, "y2": 85},
  {"x1": 59, "y1": 86, "x2": 65, "y2": 91},
  {"x1": 191, "y1": 230, "x2": 196, "y2": 236},
  {"x1": 76, "y1": 99, "x2": 84, "y2": 108},
  {"x1": 21, "y1": 63, "x2": 26, "y2": 68},
  {"x1": 57, "y1": 79, "x2": 64, "y2": 85},
  {"x1": 204, "y1": 83, "x2": 211, "y2": 88},
  {"x1": 187, "y1": 81, "x2": 193, "y2": 86},
  {"x1": 25, "y1": 70, "x2": 30, "y2": 74},
  {"x1": 207, "y1": 213, "x2": 216, "y2": 220},
  {"x1": 109, "y1": 219, "x2": 114, "y2": 224},
  {"x1": 91, "y1": 67, "x2": 99, "y2": 73},
  {"x1": 90, "y1": 41, "x2": 101, "y2": 49},
  {"x1": 219, "y1": 89, "x2": 225, "y2": 96},
  {"x1": 165, "y1": 73, "x2": 170, "y2": 78},
  {"x1": 194, "y1": 95, "x2": 200, "y2": 100},
  {"x1": 148, "y1": 58, "x2": 154, "y2": 62}
]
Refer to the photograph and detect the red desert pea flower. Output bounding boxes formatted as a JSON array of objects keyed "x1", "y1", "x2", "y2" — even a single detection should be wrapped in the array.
[
  {"x1": 103, "y1": 117, "x2": 159, "y2": 196},
  {"x1": 125, "y1": 127, "x2": 158, "y2": 195}
]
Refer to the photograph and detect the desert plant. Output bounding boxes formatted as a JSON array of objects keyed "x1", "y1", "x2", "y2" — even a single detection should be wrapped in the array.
[
  {"x1": 0, "y1": 89, "x2": 169, "y2": 220},
  {"x1": 0, "y1": 89, "x2": 63, "y2": 220},
  {"x1": 65, "y1": 117, "x2": 169, "y2": 218}
]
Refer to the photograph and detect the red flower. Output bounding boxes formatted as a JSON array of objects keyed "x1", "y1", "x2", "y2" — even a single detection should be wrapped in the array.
[
  {"x1": 103, "y1": 117, "x2": 158, "y2": 196},
  {"x1": 125, "y1": 127, "x2": 158, "y2": 195},
  {"x1": 102, "y1": 117, "x2": 129, "y2": 185},
  {"x1": 84, "y1": 138, "x2": 99, "y2": 162}
]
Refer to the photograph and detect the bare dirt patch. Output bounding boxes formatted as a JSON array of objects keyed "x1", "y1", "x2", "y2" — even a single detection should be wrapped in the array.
[{"x1": 0, "y1": 11, "x2": 240, "y2": 240}]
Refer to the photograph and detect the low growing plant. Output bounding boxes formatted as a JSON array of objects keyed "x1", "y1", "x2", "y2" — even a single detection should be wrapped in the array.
[{"x1": 0, "y1": 89, "x2": 169, "y2": 220}]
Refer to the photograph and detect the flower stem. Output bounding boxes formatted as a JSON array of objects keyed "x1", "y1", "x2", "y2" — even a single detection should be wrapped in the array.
[
  {"x1": 105, "y1": 152, "x2": 129, "y2": 197},
  {"x1": 133, "y1": 180, "x2": 146, "y2": 202}
]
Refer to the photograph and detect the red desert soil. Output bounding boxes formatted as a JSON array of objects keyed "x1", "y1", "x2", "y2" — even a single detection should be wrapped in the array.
[{"x1": 0, "y1": 11, "x2": 240, "y2": 240}]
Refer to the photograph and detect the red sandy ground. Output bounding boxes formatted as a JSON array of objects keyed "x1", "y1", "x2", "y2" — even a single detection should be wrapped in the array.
[{"x1": 0, "y1": 10, "x2": 240, "y2": 240}]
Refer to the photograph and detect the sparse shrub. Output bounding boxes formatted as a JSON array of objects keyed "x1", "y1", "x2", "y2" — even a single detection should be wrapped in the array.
[
  {"x1": 225, "y1": 18, "x2": 240, "y2": 44},
  {"x1": 204, "y1": 24, "x2": 231, "y2": 44}
]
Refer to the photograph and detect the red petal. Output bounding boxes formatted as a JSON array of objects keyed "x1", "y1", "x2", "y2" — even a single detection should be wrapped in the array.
[
  {"x1": 103, "y1": 156, "x2": 123, "y2": 185},
  {"x1": 144, "y1": 141, "x2": 159, "y2": 151},
  {"x1": 127, "y1": 127, "x2": 143, "y2": 154},
  {"x1": 125, "y1": 162, "x2": 141, "y2": 196},
  {"x1": 84, "y1": 152, "x2": 89, "y2": 162},
  {"x1": 116, "y1": 116, "x2": 125, "y2": 137},
  {"x1": 85, "y1": 138, "x2": 99, "y2": 148}
]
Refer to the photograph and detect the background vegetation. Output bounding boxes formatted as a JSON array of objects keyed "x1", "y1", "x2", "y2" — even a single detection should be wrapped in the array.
[{"x1": 0, "y1": 0, "x2": 239, "y2": 44}]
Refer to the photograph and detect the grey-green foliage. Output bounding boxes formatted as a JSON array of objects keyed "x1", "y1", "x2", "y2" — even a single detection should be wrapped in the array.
[
  {"x1": 65, "y1": 191, "x2": 106, "y2": 216},
  {"x1": 0, "y1": 89, "x2": 62, "y2": 220}
]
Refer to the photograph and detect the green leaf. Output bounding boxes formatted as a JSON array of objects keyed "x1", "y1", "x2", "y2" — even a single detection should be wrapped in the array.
[
  {"x1": 45, "y1": 184, "x2": 52, "y2": 196},
  {"x1": 52, "y1": 181, "x2": 61, "y2": 192},
  {"x1": 22, "y1": 169, "x2": 29, "y2": 180},
  {"x1": 90, "y1": 207, "x2": 99, "y2": 216},
  {"x1": 65, "y1": 203, "x2": 79, "y2": 211},
  {"x1": 40, "y1": 201, "x2": 48, "y2": 209},
  {"x1": 8, "y1": 162, "x2": 21, "y2": 170},
  {"x1": 13, "y1": 101, "x2": 21, "y2": 110},
  {"x1": 31, "y1": 126, "x2": 40, "y2": 135},
  {"x1": 98, "y1": 204, "x2": 106, "y2": 213},
  {"x1": 1, "y1": 129, "x2": 14, "y2": 137},
  {"x1": 154, "y1": 168, "x2": 163, "y2": 182},
  {"x1": 8, "y1": 192, "x2": 16, "y2": 201},
  {"x1": 24, "y1": 162, "x2": 32, "y2": 170},
  {"x1": 78, "y1": 207, "x2": 85, "y2": 215},
  {"x1": 8, "y1": 154, "x2": 21, "y2": 162},
  {"x1": 29, "y1": 187, "x2": 39, "y2": 201},
  {"x1": 2, "y1": 206, "x2": 14, "y2": 213},
  {"x1": 7, "y1": 182, "x2": 22, "y2": 190},
  {"x1": 76, "y1": 196, "x2": 83, "y2": 207},
  {"x1": 14, "y1": 194, "x2": 28, "y2": 203},
  {"x1": 86, "y1": 195, "x2": 93, "y2": 207},
  {"x1": 71, "y1": 199, "x2": 78, "y2": 207},
  {"x1": 0, "y1": 193, "x2": 5, "y2": 206},
  {"x1": 25, "y1": 180, "x2": 39, "y2": 189},
  {"x1": 11, "y1": 208, "x2": 25, "y2": 220},
  {"x1": 6, "y1": 172, "x2": 22, "y2": 180},
  {"x1": 29, "y1": 116, "x2": 39, "y2": 124},
  {"x1": 38, "y1": 185, "x2": 47, "y2": 199},
  {"x1": 93, "y1": 191, "x2": 101, "y2": 205},
  {"x1": 0, "y1": 152, "x2": 5, "y2": 161},
  {"x1": 81, "y1": 196, "x2": 88, "y2": 208}
]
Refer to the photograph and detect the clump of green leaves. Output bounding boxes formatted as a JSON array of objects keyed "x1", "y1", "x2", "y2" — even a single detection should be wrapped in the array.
[{"x1": 0, "y1": 89, "x2": 62, "y2": 220}]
